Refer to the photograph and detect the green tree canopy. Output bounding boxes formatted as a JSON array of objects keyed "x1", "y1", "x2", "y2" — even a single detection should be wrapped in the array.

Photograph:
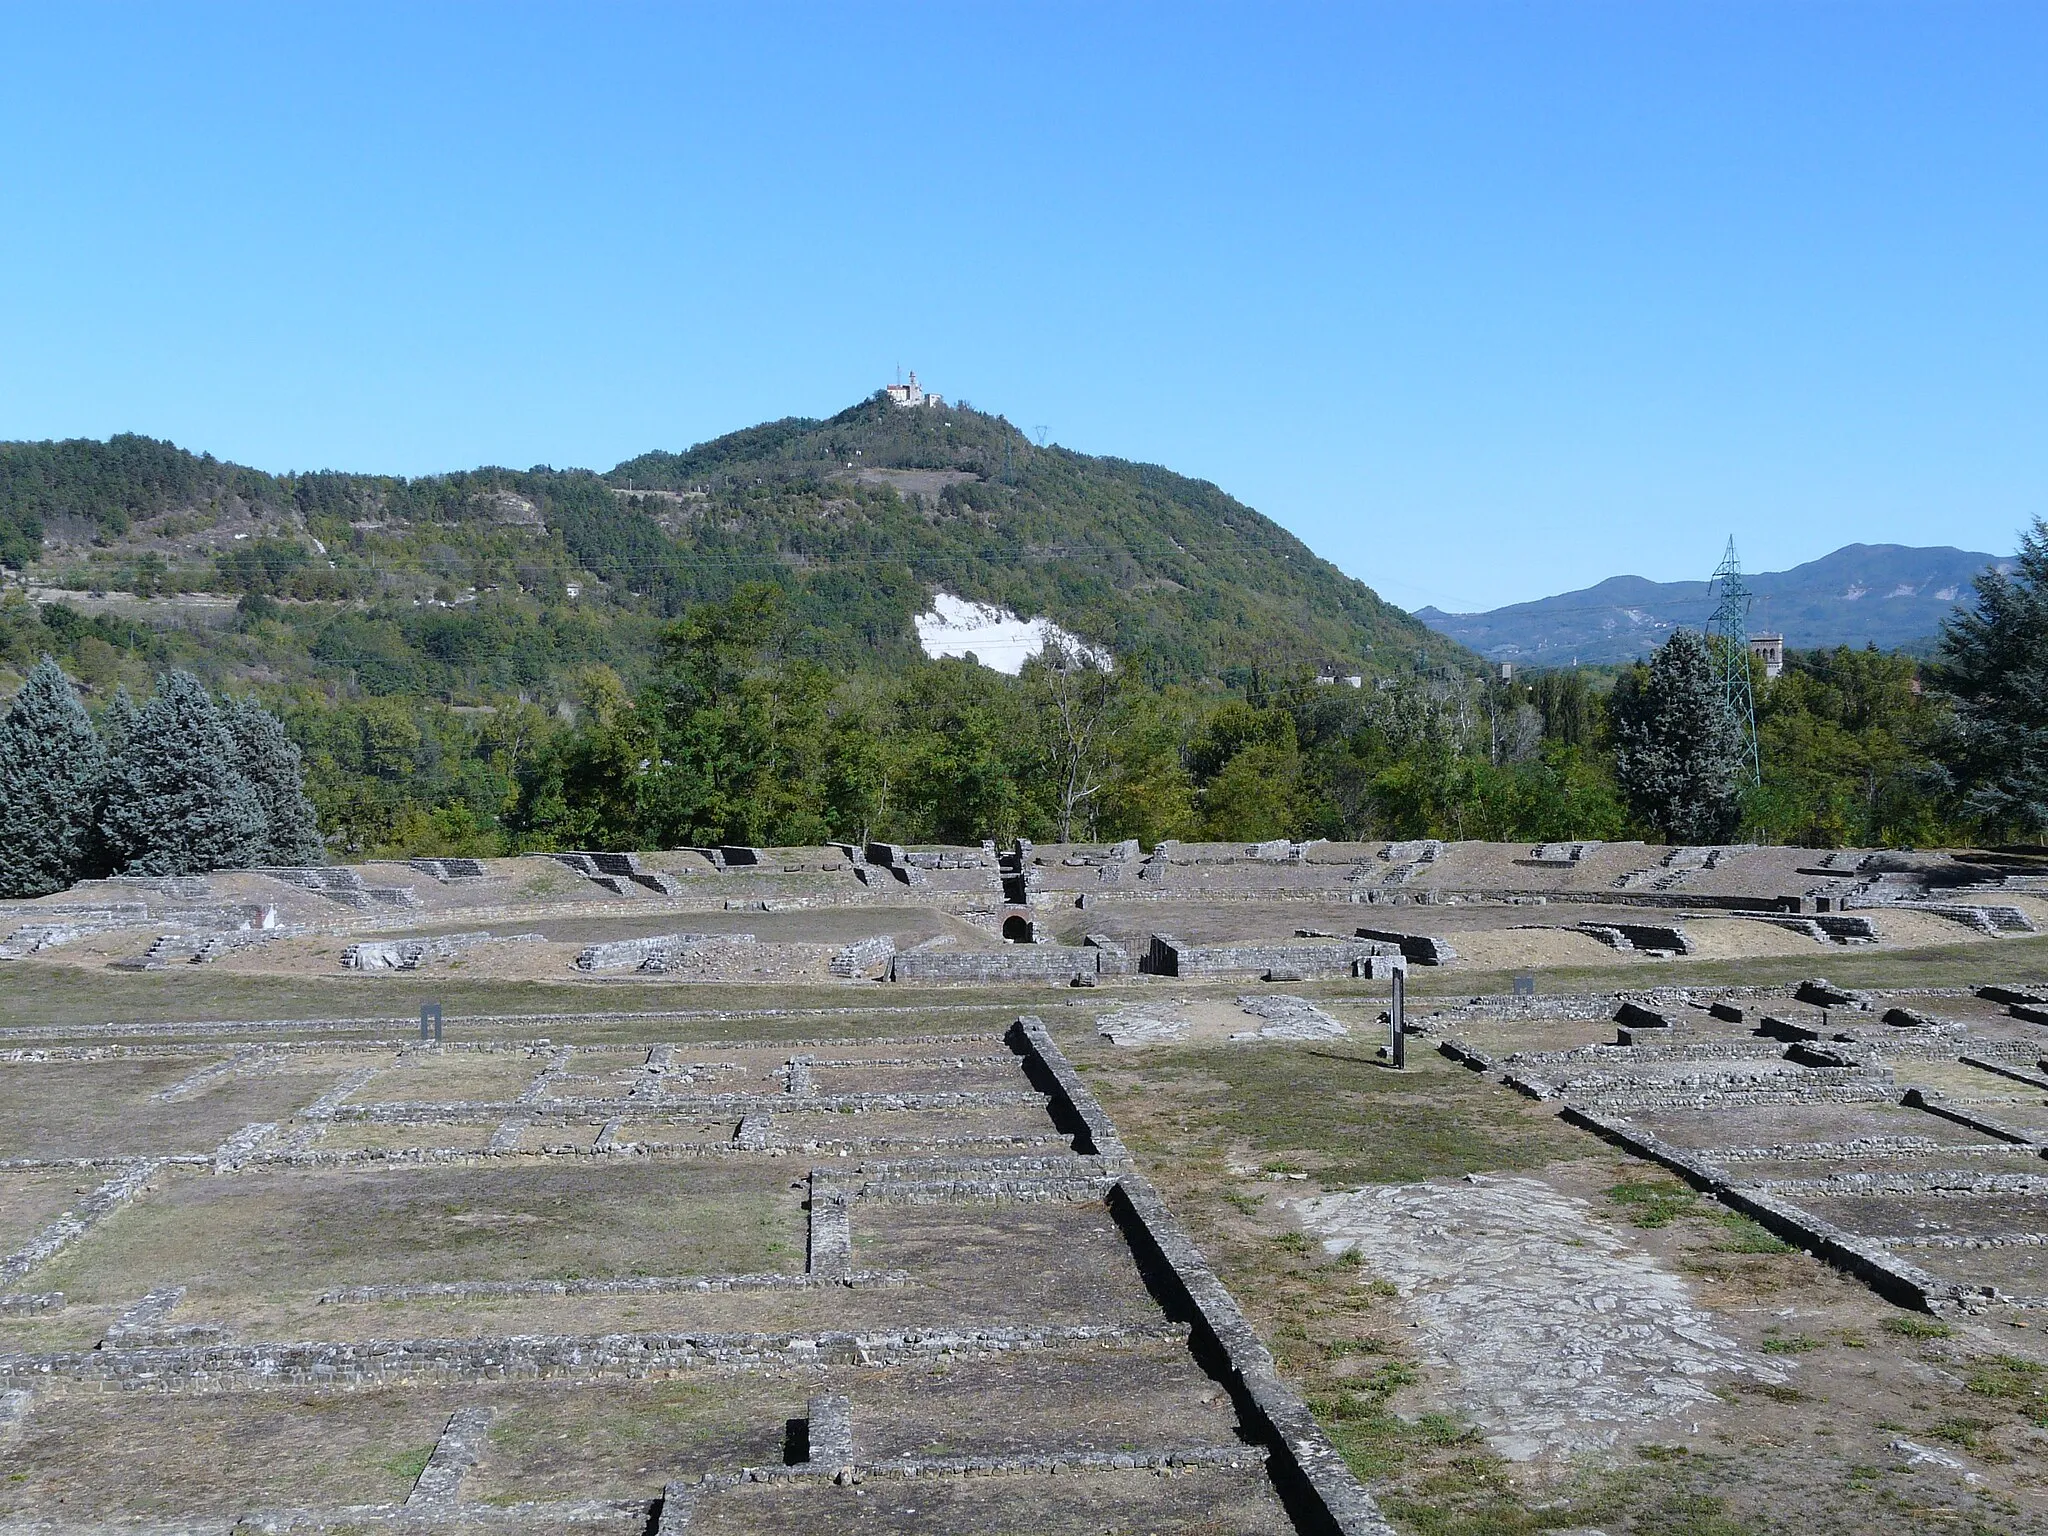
[
  {"x1": 223, "y1": 694, "x2": 326, "y2": 865},
  {"x1": 1929, "y1": 517, "x2": 2048, "y2": 836},
  {"x1": 1610, "y1": 629, "x2": 1745, "y2": 844},
  {"x1": 0, "y1": 656, "x2": 106, "y2": 896},
  {"x1": 98, "y1": 671, "x2": 267, "y2": 876}
]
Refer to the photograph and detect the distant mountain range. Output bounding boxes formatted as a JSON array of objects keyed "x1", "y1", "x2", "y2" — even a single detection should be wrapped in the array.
[{"x1": 1415, "y1": 544, "x2": 2011, "y2": 666}]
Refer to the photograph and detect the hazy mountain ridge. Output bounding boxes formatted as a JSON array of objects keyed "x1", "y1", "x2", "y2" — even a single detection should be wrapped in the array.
[{"x1": 1416, "y1": 543, "x2": 2011, "y2": 664}]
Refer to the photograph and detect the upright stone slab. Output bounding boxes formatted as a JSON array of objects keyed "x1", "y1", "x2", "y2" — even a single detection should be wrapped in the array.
[
  {"x1": 804, "y1": 1393, "x2": 856, "y2": 1473},
  {"x1": 807, "y1": 1171, "x2": 852, "y2": 1281},
  {"x1": 406, "y1": 1406, "x2": 496, "y2": 1509}
]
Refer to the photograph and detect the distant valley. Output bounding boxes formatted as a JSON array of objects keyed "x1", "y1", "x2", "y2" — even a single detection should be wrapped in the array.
[{"x1": 1415, "y1": 543, "x2": 2010, "y2": 665}]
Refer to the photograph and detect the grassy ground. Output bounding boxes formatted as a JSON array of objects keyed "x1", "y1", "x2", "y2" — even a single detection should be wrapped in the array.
[
  {"x1": 1419, "y1": 933, "x2": 2048, "y2": 1000},
  {"x1": 0, "y1": 964, "x2": 1036, "y2": 1038},
  {"x1": 6, "y1": 927, "x2": 2044, "y2": 1031},
  {"x1": 1074, "y1": 1029, "x2": 2047, "y2": 1535}
]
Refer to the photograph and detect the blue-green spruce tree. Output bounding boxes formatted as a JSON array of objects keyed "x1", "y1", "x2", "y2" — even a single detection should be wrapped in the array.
[
  {"x1": 0, "y1": 656, "x2": 107, "y2": 897},
  {"x1": 223, "y1": 694, "x2": 324, "y2": 864},
  {"x1": 98, "y1": 671, "x2": 267, "y2": 876}
]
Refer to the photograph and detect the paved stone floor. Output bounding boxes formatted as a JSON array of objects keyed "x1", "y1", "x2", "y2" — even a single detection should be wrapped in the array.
[{"x1": 1294, "y1": 1173, "x2": 1787, "y2": 1460}]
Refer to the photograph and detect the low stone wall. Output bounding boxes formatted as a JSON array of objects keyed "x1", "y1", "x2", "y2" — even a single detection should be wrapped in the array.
[
  {"x1": 1900, "y1": 1087, "x2": 2040, "y2": 1145},
  {"x1": 829, "y1": 936, "x2": 897, "y2": 979},
  {"x1": 1350, "y1": 927, "x2": 1458, "y2": 966},
  {"x1": 0, "y1": 1160, "x2": 162, "y2": 1290},
  {"x1": 1008, "y1": 1016, "x2": 1395, "y2": 1536},
  {"x1": 344, "y1": 932, "x2": 542, "y2": 971},
  {"x1": 1562, "y1": 1106, "x2": 1960, "y2": 1312},
  {"x1": 889, "y1": 948, "x2": 1098, "y2": 985},
  {"x1": 1142, "y1": 935, "x2": 1391, "y2": 978},
  {"x1": 4, "y1": 1321, "x2": 1183, "y2": 1392},
  {"x1": 573, "y1": 935, "x2": 714, "y2": 972},
  {"x1": 320, "y1": 1271, "x2": 906, "y2": 1305}
]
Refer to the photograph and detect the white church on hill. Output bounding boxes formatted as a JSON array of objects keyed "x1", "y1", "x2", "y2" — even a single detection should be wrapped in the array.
[{"x1": 885, "y1": 370, "x2": 944, "y2": 409}]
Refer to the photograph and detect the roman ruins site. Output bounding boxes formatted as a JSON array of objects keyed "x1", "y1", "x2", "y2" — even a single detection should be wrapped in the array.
[{"x1": 4, "y1": 836, "x2": 2048, "y2": 1532}]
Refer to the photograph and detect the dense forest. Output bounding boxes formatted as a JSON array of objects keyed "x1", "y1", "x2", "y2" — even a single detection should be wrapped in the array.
[{"x1": 1, "y1": 401, "x2": 2043, "y2": 861}]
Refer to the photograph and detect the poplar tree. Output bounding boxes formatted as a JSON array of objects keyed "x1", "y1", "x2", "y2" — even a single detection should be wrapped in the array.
[
  {"x1": 1610, "y1": 629, "x2": 1745, "y2": 844},
  {"x1": 97, "y1": 671, "x2": 267, "y2": 876},
  {"x1": 0, "y1": 656, "x2": 106, "y2": 896},
  {"x1": 222, "y1": 695, "x2": 325, "y2": 864}
]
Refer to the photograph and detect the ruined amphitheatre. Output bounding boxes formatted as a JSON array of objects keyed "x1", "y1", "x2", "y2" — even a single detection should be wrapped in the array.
[{"x1": 4, "y1": 834, "x2": 2048, "y2": 1534}]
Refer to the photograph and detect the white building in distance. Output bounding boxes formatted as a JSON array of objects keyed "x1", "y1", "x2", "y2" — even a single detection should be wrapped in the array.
[{"x1": 885, "y1": 370, "x2": 944, "y2": 409}]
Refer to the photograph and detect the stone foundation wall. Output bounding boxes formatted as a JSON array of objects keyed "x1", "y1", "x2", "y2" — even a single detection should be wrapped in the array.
[
  {"x1": 889, "y1": 948, "x2": 1098, "y2": 984},
  {"x1": 1141, "y1": 935, "x2": 1392, "y2": 978},
  {"x1": 1350, "y1": 928, "x2": 1459, "y2": 966},
  {"x1": 1007, "y1": 1015, "x2": 1395, "y2": 1536},
  {"x1": 4, "y1": 1321, "x2": 1182, "y2": 1393}
]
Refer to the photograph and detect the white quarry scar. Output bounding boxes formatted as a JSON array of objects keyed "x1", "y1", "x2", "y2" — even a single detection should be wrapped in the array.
[
  {"x1": 912, "y1": 592, "x2": 1112, "y2": 675},
  {"x1": 1292, "y1": 1173, "x2": 1785, "y2": 1460}
]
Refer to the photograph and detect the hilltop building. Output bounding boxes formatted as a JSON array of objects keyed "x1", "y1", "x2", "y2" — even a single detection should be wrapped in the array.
[{"x1": 885, "y1": 370, "x2": 944, "y2": 409}]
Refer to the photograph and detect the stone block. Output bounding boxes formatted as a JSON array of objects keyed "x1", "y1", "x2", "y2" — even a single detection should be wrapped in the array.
[
  {"x1": 803, "y1": 1393, "x2": 856, "y2": 1472},
  {"x1": 1614, "y1": 1001, "x2": 1679, "y2": 1031},
  {"x1": 1353, "y1": 928, "x2": 1459, "y2": 966},
  {"x1": 1083, "y1": 933, "x2": 1133, "y2": 975},
  {"x1": 829, "y1": 936, "x2": 897, "y2": 978},
  {"x1": 1796, "y1": 978, "x2": 1868, "y2": 1009}
]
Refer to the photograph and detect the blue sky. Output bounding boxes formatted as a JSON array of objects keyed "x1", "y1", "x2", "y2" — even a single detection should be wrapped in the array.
[{"x1": 2, "y1": 4, "x2": 2043, "y2": 612}]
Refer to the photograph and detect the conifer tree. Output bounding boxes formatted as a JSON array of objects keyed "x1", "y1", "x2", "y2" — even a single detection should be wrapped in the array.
[
  {"x1": 98, "y1": 687, "x2": 140, "y2": 756},
  {"x1": 79, "y1": 687, "x2": 143, "y2": 881},
  {"x1": 97, "y1": 671, "x2": 267, "y2": 876},
  {"x1": 222, "y1": 695, "x2": 324, "y2": 865},
  {"x1": 0, "y1": 656, "x2": 107, "y2": 897},
  {"x1": 1610, "y1": 629, "x2": 1745, "y2": 844},
  {"x1": 1929, "y1": 517, "x2": 2048, "y2": 835}
]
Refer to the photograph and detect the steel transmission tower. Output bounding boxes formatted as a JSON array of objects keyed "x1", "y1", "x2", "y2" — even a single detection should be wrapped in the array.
[{"x1": 1706, "y1": 537, "x2": 1762, "y2": 785}]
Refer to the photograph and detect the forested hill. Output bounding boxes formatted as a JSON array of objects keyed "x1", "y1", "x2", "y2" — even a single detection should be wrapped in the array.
[
  {"x1": 0, "y1": 394, "x2": 1464, "y2": 691},
  {"x1": 606, "y1": 393, "x2": 1459, "y2": 681}
]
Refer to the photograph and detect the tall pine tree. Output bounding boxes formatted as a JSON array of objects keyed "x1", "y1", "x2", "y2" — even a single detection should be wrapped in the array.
[
  {"x1": 222, "y1": 695, "x2": 324, "y2": 865},
  {"x1": 1930, "y1": 516, "x2": 2048, "y2": 835},
  {"x1": 0, "y1": 656, "x2": 107, "y2": 897},
  {"x1": 98, "y1": 671, "x2": 267, "y2": 876},
  {"x1": 1610, "y1": 629, "x2": 1746, "y2": 844}
]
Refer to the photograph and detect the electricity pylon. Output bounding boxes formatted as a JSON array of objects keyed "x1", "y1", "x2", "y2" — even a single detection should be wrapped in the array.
[{"x1": 1707, "y1": 537, "x2": 1761, "y2": 786}]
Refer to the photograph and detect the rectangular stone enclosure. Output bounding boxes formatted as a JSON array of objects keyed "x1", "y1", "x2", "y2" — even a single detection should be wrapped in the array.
[{"x1": 0, "y1": 1014, "x2": 1392, "y2": 1536}]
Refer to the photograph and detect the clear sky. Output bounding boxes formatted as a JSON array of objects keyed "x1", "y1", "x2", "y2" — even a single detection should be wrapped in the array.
[{"x1": 2, "y1": 4, "x2": 2043, "y2": 612}]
